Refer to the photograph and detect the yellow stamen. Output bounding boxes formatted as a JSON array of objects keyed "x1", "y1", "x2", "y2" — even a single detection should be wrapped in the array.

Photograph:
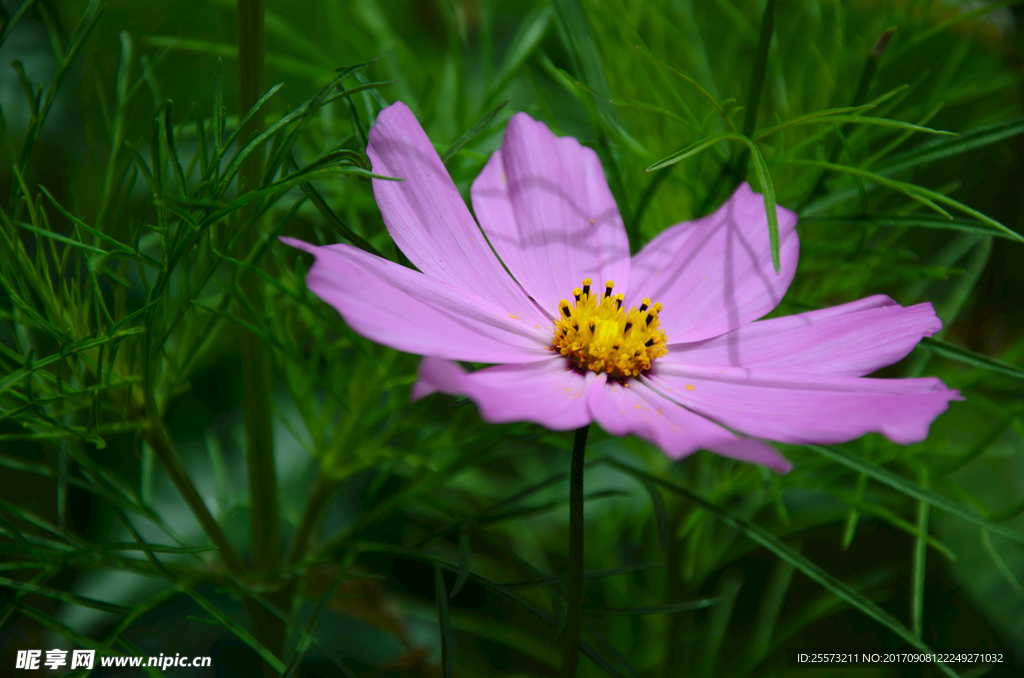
[{"x1": 550, "y1": 279, "x2": 668, "y2": 379}]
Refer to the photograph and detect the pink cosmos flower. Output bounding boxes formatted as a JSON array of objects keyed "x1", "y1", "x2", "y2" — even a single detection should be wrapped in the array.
[{"x1": 281, "y1": 102, "x2": 961, "y2": 473}]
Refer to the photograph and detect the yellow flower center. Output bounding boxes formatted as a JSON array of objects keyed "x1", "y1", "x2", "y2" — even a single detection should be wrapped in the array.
[{"x1": 550, "y1": 278, "x2": 668, "y2": 380}]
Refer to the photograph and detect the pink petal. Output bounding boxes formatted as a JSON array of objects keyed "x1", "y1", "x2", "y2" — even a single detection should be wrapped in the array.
[
  {"x1": 281, "y1": 237, "x2": 551, "y2": 363},
  {"x1": 648, "y1": 365, "x2": 961, "y2": 446},
  {"x1": 626, "y1": 182, "x2": 799, "y2": 343},
  {"x1": 367, "y1": 102, "x2": 548, "y2": 327},
  {"x1": 587, "y1": 378, "x2": 792, "y2": 472},
  {"x1": 412, "y1": 357, "x2": 597, "y2": 431},
  {"x1": 663, "y1": 295, "x2": 942, "y2": 376},
  {"x1": 471, "y1": 113, "x2": 631, "y2": 313}
]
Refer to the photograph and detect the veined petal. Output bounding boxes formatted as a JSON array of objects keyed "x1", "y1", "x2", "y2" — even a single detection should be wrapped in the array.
[
  {"x1": 663, "y1": 296, "x2": 942, "y2": 376},
  {"x1": 412, "y1": 357, "x2": 597, "y2": 431},
  {"x1": 367, "y1": 102, "x2": 548, "y2": 327},
  {"x1": 471, "y1": 113, "x2": 631, "y2": 313},
  {"x1": 648, "y1": 364, "x2": 961, "y2": 446},
  {"x1": 627, "y1": 183, "x2": 799, "y2": 343},
  {"x1": 588, "y1": 378, "x2": 792, "y2": 472},
  {"x1": 281, "y1": 237, "x2": 550, "y2": 363}
]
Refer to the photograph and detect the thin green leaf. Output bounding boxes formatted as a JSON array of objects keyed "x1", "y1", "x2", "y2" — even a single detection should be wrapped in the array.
[
  {"x1": 749, "y1": 550, "x2": 798, "y2": 665},
  {"x1": 893, "y1": 0, "x2": 1021, "y2": 57},
  {"x1": 450, "y1": 531, "x2": 471, "y2": 599},
  {"x1": 499, "y1": 563, "x2": 667, "y2": 591},
  {"x1": 161, "y1": 101, "x2": 188, "y2": 195},
  {"x1": 751, "y1": 105, "x2": 873, "y2": 139},
  {"x1": 583, "y1": 598, "x2": 719, "y2": 615},
  {"x1": 608, "y1": 459, "x2": 959, "y2": 678},
  {"x1": 98, "y1": 543, "x2": 216, "y2": 554},
  {"x1": 640, "y1": 479, "x2": 668, "y2": 552},
  {"x1": 940, "y1": 408, "x2": 1024, "y2": 477},
  {"x1": 881, "y1": 116, "x2": 1024, "y2": 175},
  {"x1": 919, "y1": 337, "x2": 1024, "y2": 381},
  {"x1": 634, "y1": 45, "x2": 733, "y2": 131},
  {"x1": 218, "y1": 81, "x2": 285, "y2": 168},
  {"x1": 740, "y1": 0, "x2": 775, "y2": 140},
  {"x1": 0, "y1": 0, "x2": 39, "y2": 50},
  {"x1": 799, "y1": 214, "x2": 1020, "y2": 241},
  {"x1": 18, "y1": 604, "x2": 115, "y2": 652},
  {"x1": 0, "y1": 576, "x2": 132, "y2": 615},
  {"x1": 180, "y1": 585, "x2": 286, "y2": 673},
  {"x1": 14, "y1": 221, "x2": 108, "y2": 256},
  {"x1": 782, "y1": 158, "x2": 953, "y2": 219},
  {"x1": 281, "y1": 562, "x2": 358, "y2": 678},
  {"x1": 606, "y1": 97, "x2": 703, "y2": 134},
  {"x1": 0, "y1": 330, "x2": 143, "y2": 398},
  {"x1": 213, "y1": 57, "x2": 223, "y2": 153},
  {"x1": 487, "y1": 5, "x2": 552, "y2": 100},
  {"x1": 441, "y1": 100, "x2": 508, "y2": 163},
  {"x1": 901, "y1": 186, "x2": 1021, "y2": 243},
  {"x1": 285, "y1": 154, "x2": 383, "y2": 257},
  {"x1": 646, "y1": 132, "x2": 780, "y2": 272},
  {"x1": 807, "y1": 445, "x2": 1024, "y2": 547},
  {"x1": 755, "y1": 114, "x2": 955, "y2": 142},
  {"x1": 841, "y1": 474, "x2": 869, "y2": 551},
  {"x1": 143, "y1": 37, "x2": 328, "y2": 81},
  {"x1": 434, "y1": 564, "x2": 457, "y2": 678},
  {"x1": 911, "y1": 468, "x2": 930, "y2": 638}
]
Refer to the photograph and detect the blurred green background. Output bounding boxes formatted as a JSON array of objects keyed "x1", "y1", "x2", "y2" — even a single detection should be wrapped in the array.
[{"x1": 1, "y1": 0, "x2": 1023, "y2": 676}]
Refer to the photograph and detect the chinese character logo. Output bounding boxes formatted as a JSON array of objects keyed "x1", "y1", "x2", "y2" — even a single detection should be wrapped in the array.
[
  {"x1": 44, "y1": 650, "x2": 67, "y2": 669},
  {"x1": 71, "y1": 650, "x2": 95, "y2": 669},
  {"x1": 15, "y1": 650, "x2": 41, "y2": 669}
]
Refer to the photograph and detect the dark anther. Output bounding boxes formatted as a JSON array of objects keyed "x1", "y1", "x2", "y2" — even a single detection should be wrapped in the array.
[
  {"x1": 624, "y1": 322, "x2": 632, "y2": 333},
  {"x1": 639, "y1": 302, "x2": 648, "y2": 312},
  {"x1": 645, "y1": 338, "x2": 654, "y2": 346},
  {"x1": 604, "y1": 285, "x2": 613, "y2": 297},
  {"x1": 561, "y1": 305, "x2": 572, "y2": 318},
  {"x1": 616, "y1": 298, "x2": 623, "y2": 309},
  {"x1": 582, "y1": 282, "x2": 591, "y2": 296},
  {"x1": 574, "y1": 293, "x2": 581, "y2": 302},
  {"x1": 646, "y1": 314, "x2": 654, "y2": 326}
]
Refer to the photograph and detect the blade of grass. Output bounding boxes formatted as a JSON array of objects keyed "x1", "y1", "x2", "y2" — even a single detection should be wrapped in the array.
[
  {"x1": 880, "y1": 116, "x2": 1024, "y2": 175},
  {"x1": 180, "y1": 585, "x2": 286, "y2": 673},
  {"x1": 640, "y1": 479, "x2": 668, "y2": 552},
  {"x1": 911, "y1": 467, "x2": 930, "y2": 638},
  {"x1": 609, "y1": 459, "x2": 959, "y2": 678},
  {"x1": 499, "y1": 563, "x2": 667, "y2": 591},
  {"x1": 646, "y1": 133, "x2": 780, "y2": 272},
  {"x1": 799, "y1": 214, "x2": 1020, "y2": 241},
  {"x1": 434, "y1": 564, "x2": 457, "y2": 678},
  {"x1": 441, "y1": 100, "x2": 508, "y2": 163},
  {"x1": 450, "y1": 531, "x2": 471, "y2": 599},
  {"x1": 633, "y1": 45, "x2": 733, "y2": 132},
  {"x1": 918, "y1": 337, "x2": 1024, "y2": 381},
  {"x1": 583, "y1": 598, "x2": 719, "y2": 616},
  {"x1": 807, "y1": 445, "x2": 1024, "y2": 546}
]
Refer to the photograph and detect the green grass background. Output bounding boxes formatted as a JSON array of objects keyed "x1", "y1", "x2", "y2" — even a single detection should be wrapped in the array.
[{"x1": 0, "y1": 0, "x2": 1023, "y2": 676}]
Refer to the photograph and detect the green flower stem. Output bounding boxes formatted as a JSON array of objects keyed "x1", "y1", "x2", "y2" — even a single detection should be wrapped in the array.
[
  {"x1": 236, "y1": 0, "x2": 278, "y2": 577},
  {"x1": 237, "y1": 0, "x2": 287, "y2": 668},
  {"x1": 286, "y1": 472, "x2": 337, "y2": 569},
  {"x1": 562, "y1": 424, "x2": 590, "y2": 678},
  {"x1": 142, "y1": 422, "x2": 246, "y2": 576}
]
